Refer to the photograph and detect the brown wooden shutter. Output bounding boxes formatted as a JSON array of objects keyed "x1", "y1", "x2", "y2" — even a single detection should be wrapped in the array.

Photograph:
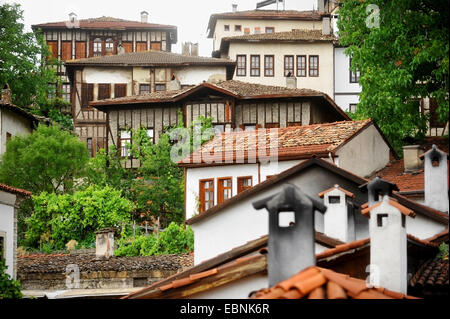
[
  {"x1": 75, "y1": 42, "x2": 86, "y2": 59},
  {"x1": 89, "y1": 41, "x2": 94, "y2": 57},
  {"x1": 98, "y1": 84, "x2": 111, "y2": 100},
  {"x1": 47, "y1": 41, "x2": 58, "y2": 59},
  {"x1": 114, "y1": 84, "x2": 127, "y2": 98},
  {"x1": 137, "y1": 42, "x2": 147, "y2": 52},
  {"x1": 81, "y1": 83, "x2": 94, "y2": 107},
  {"x1": 150, "y1": 42, "x2": 161, "y2": 51},
  {"x1": 61, "y1": 42, "x2": 72, "y2": 61},
  {"x1": 123, "y1": 42, "x2": 133, "y2": 53}
]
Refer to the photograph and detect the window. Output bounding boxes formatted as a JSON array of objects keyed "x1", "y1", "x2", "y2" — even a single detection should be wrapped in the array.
[
  {"x1": 0, "y1": 232, "x2": 5, "y2": 261},
  {"x1": 255, "y1": 27, "x2": 261, "y2": 34},
  {"x1": 120, "y1": 130, "x2": 131, "y2": 157},
  {"x1": 309, "y1": 55, "x2": 319, "y2": 77},
  {"x1": 237, "y1": 176, "x2": 252, "y2": 194},
  {"x1": 81, "y1": 83, "x2": 94, "y2": 107},
  {"x1": 217, "y1": 177, "x2": 232, "y2": 204},
  {"x1": 296, "y1": 55, "x2": 307, "y2": 77},
  {"x1": 234, "y1": 25, "x2": 242, "y2": 32},
  {"x1": 87, "y1": 138, "x2": 93, "y2": 157},
  {"x1": 155, "y1": 83, "x2": 166, "y2": 92},
  {"x1": 250, "y1": 55, "x2": 260, "y2": 77},
  {"x1": 244, "y1": 28, "x2": 250, "y2": 35},
  {"x1": 284, "y1": 55, "x2": 294, "y2": 77},
  {"x1": 264, "y1": 55, "x2": 274, "y2": 77},
  {"x1": 349, "y1": 57, "x2": 360, "y2": 83},
  {"x1": 224, "y1": 25, "x2": 230, "y2": 31},
  {"x1": 98, "y1": 84, "x2": 111, "y2": 100},
  {"x1": 199, "y1": 179, "x2": 214, "y2": 213},
  {"x1": 236, "y1": 55, "x2": 246, "y2": 76},
  {"x1": 6, "y1": 132, "x2": 12, "y2": 144},
  {"x1": 93, "y1": 38, "x2": 102, "y2": 56},
  {"x1": 105, "y1": 38, "x2": 114, "y2": 52},
  {"x1": 48, "y1": 83, "x2": 57, "y2": 99},
  {"x1": 265, "y1": 123, "x2": 280, "y2": 129},
  {"x1": 114, "y1": 84, "x2": 127, "y2": 98},
  {"x1": 349, "y1": 103, "x2": 357, "y2": 113},
  {"x1": 244, "y1": 124, "x2": 256, "y2": 131},
  {"x1": 140, "y1": 84, "x2": 150, "y2": 95},
  {"x1": 328, "y1": 196, "x2": 341, "y2": 204},
  {"x1": 146, "y1": 128, "x2": 154, "y2": 143},
  {"x1": 214, "y1": 124, "x2": 225, "y2": 134},
  {"x1": 62, "y1": 83, "x2": 71, "y2": 103},
  {"x1": 265, "y1": 27, "x2": 275, "y2": 33}
]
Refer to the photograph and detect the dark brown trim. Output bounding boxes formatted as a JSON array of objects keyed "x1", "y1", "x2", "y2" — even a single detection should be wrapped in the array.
[
  {"x1": 296, "y1": 55, "x2": 307, "y2": 77},
  {"x1": 236, "y1": 54, "x2": 247, "y2": 77},
  {"x1": 217, "y1": 176, "x2": 233, "y2": 205},
  {"x1": 264, "y1": 55, "x2": 274, "y2": 77},
  {"x1": 186, "y1": 157, "x2": 368, "y2": 225},
  {"x1": 199, "y1": 178, "x2": 214, "y2": 213},
  {"x1": 249, "y1": 55, "x2": 260, "y2": 77},
  {"x1": 237, "y1": 176, "x2": 253, "y2": 194},
  {"x1": 309, "y1": 55, "x2": 319, "y2": 77},
  {"x1": 284, "y1": 55, "x2": 294, "y2": 77}
]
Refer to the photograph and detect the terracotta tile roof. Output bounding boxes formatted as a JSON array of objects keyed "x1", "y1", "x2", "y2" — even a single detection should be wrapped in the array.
[
  {"x1": 371, "y1": 137, "x2": 449, "y2": 193},
  {"x1": 0, "y1": 183, "x2": 32, "y2": 197},
  {"x1": 179, "y1": 120, "x2": 372, "y2": 167},
  {"x1": 251, "y1": 266, "x2": 419, "y2": 299},
  {"x1": 0, "y1": 100, "x2": 40, "y2": 124},
  {"x1": 221, "y1": 30, "x2": 336, "y2": 52},
  {"x1": 318, "y1": 185, "x2": 355, "y2": 198},
  {"x1": 65, "y1": 50, "x2": 235, "y2": 67},
  {"x1": 17, "y1": 252, "x2": 192, "y2": 273},
  {"x1": 207, "y1": 10, "x2": 322, "y2": 38},
  {"x1": 410, "y1": 257, "x2": 449, "y2": 289},
  {"x1": 361, "y1": 197, "x2": 416, "y2": 218},
  {"x1": 32, "y1": 16, "x2": 176, "y2": 31},
  {"x1": 124, "y1": 232, "x2": 344, "y2": 299},
  {"x1": 425, "y1": 229, "x2": 449, "y2": 244}
]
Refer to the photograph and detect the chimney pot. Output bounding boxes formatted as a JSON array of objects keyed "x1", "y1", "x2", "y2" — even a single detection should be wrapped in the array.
[
  {"x1": 253, "y1": 184, "x2": 327, "y2": 286},
  {"x1": 232, "y1": 4, "x2": 238, "y2": 13},
  {"x1": 286, "y1": 75, "x2": 297, "y2": 89},
  {"x1": 141, "y1": 11, "x2": 149, "y2": 23},
  {"x1": 322, "y1": 17, "x2": 331, "y2": 35}
]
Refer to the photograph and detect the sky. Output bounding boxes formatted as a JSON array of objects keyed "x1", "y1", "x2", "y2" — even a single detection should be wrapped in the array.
[{"x1": 4, "y1": 0, "x2": 317, "y2": 56}]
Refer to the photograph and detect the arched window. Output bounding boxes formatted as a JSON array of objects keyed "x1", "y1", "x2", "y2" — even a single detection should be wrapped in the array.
[
  {"x1": 105, "y1": 38, "x2": 114, "y2": 52},
  {"x1": 93, "y1": 38, "x2": 102, "y2": 56}
]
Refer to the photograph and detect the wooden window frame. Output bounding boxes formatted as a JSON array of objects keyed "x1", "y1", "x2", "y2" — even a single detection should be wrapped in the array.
[
  {"x1": 199, "y1": 179, "x2": 214, "y2": 213},
  {"x1": 349, "y1": 103, "x2": 357, "y2": 113},
  {"x1": 87, "y1": 138, "x2": 93, "y2": 157},
  {"x1": 234, "y1": 25, "x2": 242, "y2": 32},
  {"x1": 93, "y1": 38, "x2": 102, "y2": 56},
  {"x1": 81, "y1": 83, "x2": 94, "y2": 108},
  {"x1": 309, "y1": 55, "x2": 319, "y2": 77},
  {"x1": 349, "y1": 57, "x2": 360, "y2": 83},
  {"x1": 146, "y1": 128, "x2": 154, "y2": 144},
  {"x1": 265, "y1": 27, "x2": 275, "y2": 33},
  {"x1": 114, "y1": 83, "x2": 127, "y2": 98},
  {"x1": 224, "y1": 25, "x2": 230, "y2": 31},
  {"x1": 0, "y1": 231, "x2": 5, "y2": 261},
  {"x1": 265, "y1": 123, "x2": 280, "y2": 129},
  {"x1": 250, "y1": 55, "x2": 260, "y2": 77},
  {"x1": 284, "y1": 55, "x2": 294, "y2": 77},
  {"x1": 237, "y1": 176, "x2": 253, "y2": 194},
  {"x1": 139, "y1": 84, "x2": 151, "y2": 95},
  {"x1": 155, "y1": 83, "x2": 166, "y2": 92},
  {"x1": 98, "y1": 83, "x2": 111, "y2": 100},
  {"x1": 119, "y1": 130, "x2": 132, "y2": 158},
  {"x1": 236, "y1": 55, "x2": 247, "y2": 77},
  {"x1": 296, "y1": 55, "x2": 307, "y2": 77},
  {"x1": 217, "y1": 177, "x2": 233, "y2": 205},
  {"x1": 62, "y1": 83, "x2": 71, "y2": 103},
  {"x1": 264, "y1": 55, "x2": 274, "y2": 77}
]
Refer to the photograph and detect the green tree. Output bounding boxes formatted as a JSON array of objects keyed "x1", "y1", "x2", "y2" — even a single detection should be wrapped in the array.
[
  {"x1": 338, "y1": 0, "x2": 449, "y2": 150},
  {"x1": 0, "y1": 3, "x2": 56, "y2": 107},
  {"x1": 26, "y1": 185, "x2": 134, "y2": 250},
  {"x1": 0, "y1": 124, "x2": 89, "y2": 194},
  {"x1": 0, "y1": 259, "x2": 22, "y2": 299}
]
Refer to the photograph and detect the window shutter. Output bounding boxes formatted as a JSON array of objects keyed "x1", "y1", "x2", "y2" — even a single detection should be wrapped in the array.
[
  {"x1": 89, "y1": 41, "x2": 94, "y2": 57},
  {"x1": 114, "y1": 84, "x2": 127, "y2": 98},
  {"x1": 98, "y1": 84, "x2": 111, "y2": 100}
]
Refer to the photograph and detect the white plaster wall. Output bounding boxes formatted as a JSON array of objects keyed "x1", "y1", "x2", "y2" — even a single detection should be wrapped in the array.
[
  {"x1": 0, "y1": 108, "x2": 33, "y2": 156},
  {"x1": 259, "y1": 159, "x2": 304, "y2": 181},
  {"x1": 0, "y1": 202, "x2": 15, "y2": 278},
  {"x1": 227, "y1": 42, "x2": 334, "y2": 97},
  {"x1": 83, "y1": 67, "x2": 132, "y2": 84},
  {"x1": 334, "y1": 47, "x2": 361, "y2": 94},
  {"x1": 334, "y1": 94, "x2": 360, "y2": 112},
  {"x1": 133, "y1": 67, "x2": 151, "y2": 83},
  {"x1": 191, "y1": 273, "x2": 268, "y2": 299},
  {"x1": 405, "y1": 214, "x2": 447, "y2": 240},
  {"x1": 213, "y1": 19, "x2": 322, "y2": 51},
  {"x1": 176, "y1": 66, "x2": 227, "y2": 85},
  {"x1": 336, "y1": 124, "x2": 390, "y2": 177}
]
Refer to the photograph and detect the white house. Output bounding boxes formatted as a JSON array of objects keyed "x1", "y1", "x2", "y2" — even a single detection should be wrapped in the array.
[{"x1": 0, "y1": 183, "x2": 31, "y2": 279}]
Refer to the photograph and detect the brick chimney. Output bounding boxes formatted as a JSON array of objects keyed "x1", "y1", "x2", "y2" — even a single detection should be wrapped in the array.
[
  {"x1": 362, "y1": 195, "x2": 416, "y2": 294},
  {"x1": 319, "y1": 185, "x2": 356, "y2": 243},
  {"x1": 95, "y1": 228, "x2": 115, "y2": 259},
  {"x1": 402, "y1": 145, "x2": 424, "y2": 172},
  {"x1": 253, "y1": 184, "x2": 327, "y2": 286},
  {"x1": 1, "y1": 83, "x2": 12, "y2": 104},
  {"x1": 420, "y1": 145, "x2": 449, "y2": 213},
  {"x1": 141, "y1": 11, "x2": 149, "y2": 23}
]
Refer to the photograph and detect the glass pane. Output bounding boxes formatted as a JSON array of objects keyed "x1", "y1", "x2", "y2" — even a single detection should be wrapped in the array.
[{"x1": 121, "y1": 131, "x2": 131, "y2": 139}]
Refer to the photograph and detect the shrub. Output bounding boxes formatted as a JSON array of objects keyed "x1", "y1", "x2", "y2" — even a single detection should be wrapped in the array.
[{"x1": 0, "y1": 259, "x2": 22, "y2": 299}]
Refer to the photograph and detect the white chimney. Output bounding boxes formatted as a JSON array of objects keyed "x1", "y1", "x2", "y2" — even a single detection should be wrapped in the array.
[
  {"x1": 140, "y1": 11, "x2": 149, "y2": 23},
  {"x1": 402, "y1": 145, "x2": 424, "y2": 172},
  {"x1": 232, "y1": 4, "x2": 238, "y2": 13},
  {"x1": 286, "y1": 74, "x2": 297, "y2": 89},
  {"x1": 253, "y1": 184, "x2": 327, "y2": 286},
  {"x1": 362, "y1": 195, "x2": 416, "y2": 294},
  {"x1": 420, "y1": 145, "x2": 449, "y2": 213},
  {"x1": 95, "y1": 228, "x2": 115, "y2": 259},
  {"x1": 322, "y1": 17, "x2": 331, "y2": 35},
  {"x1": 319, "y1": 185, "x2": 356, "y2": 243},
  {"x1": 69, "y1": 12, "x2": 77, "y2": 23},
  {"x1": 167, "y1": 75, "x2": 181, "y2": 91}
]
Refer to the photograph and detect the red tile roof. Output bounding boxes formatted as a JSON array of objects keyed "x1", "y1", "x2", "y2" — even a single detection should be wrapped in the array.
[
  {"x1": 180, "y1": 120, "x2": 372, "y2": 167},
  {"x1": 207, "y1": 10, "x2": 322, "y2": 38},
  {"x1": 425, "y1": 229, "x2": 449, "y2": 244},
  {"x1": 0, "y1": 100, "x2": 41, "y2": 124},
  {"x1": 32, "y1": 16, "x2": 176, "y2": 31},
  {"x1": 0, "y1": 183, "x2": 32, "y2": 197},
  {"x1": 251, "y1": 266, "x2": 420, "y2": 299},
  {"x1": 361, "y1": 197, "x2": 416, "y2": 218},
  {"x1": 410, "y1": 257, "x2": 449, "y2": 290},
  {"x1": 223, "y1": 29, "x2": 336, "y2": 42},
  {"x1": 318, "y1": 185, "x2": 355, "y2": 198}
]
